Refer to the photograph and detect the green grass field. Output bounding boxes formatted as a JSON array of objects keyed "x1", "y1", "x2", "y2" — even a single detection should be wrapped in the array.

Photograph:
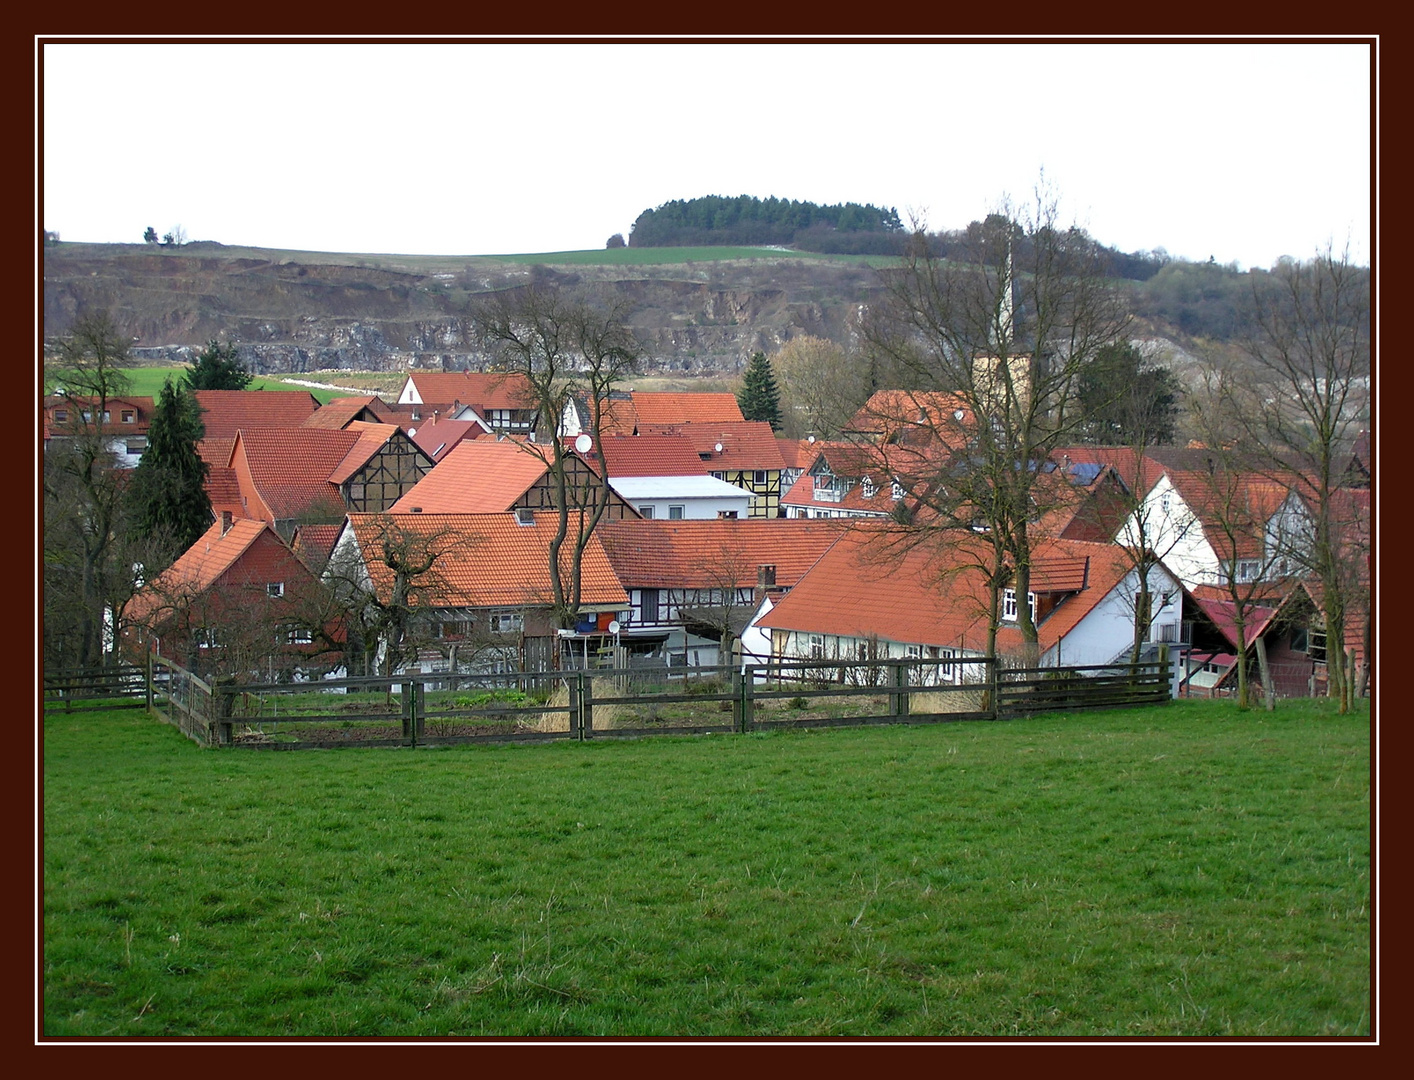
[
  {"x1": 41, "y1": 699, "x2": 1370, "y2": 1038},
  {"x1": 119, "y1": 368, "x2": 362, "y2": 404}
]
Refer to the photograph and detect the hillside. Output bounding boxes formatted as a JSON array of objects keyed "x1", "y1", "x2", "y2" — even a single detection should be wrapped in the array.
[{"x1": 42, "y1": 241, "x2": 892, "y2": 377}]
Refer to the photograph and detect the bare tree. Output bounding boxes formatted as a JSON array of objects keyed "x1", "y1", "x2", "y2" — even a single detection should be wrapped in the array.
[
  {"x1": 324, "y1": 515, "x2": 465, "y2": 678},
  {"x1": 470, "y1": 285, "x2": 640, "y2": 635},
  {"x1": 862, "y1": 183, "x2": 1131, "y2": 660},
  {"x1": 1235, "y1": 245, "x2": 1371, "y2": 711},
  {"x1": 771, "y1": 335, "x2": 869, "y2": 439},
  {"x1": 42, "y1": 313, "x2": 140, "y2": 669}
]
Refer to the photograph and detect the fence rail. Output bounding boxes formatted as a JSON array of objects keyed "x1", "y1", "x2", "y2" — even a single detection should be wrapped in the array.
[{"x1": 46, "y1": 652, "x2": 1182, "y2": 749}]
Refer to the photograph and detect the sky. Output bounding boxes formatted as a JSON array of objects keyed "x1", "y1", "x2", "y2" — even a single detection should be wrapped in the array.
[{"x1": 39, "y1": 40, "x2": 1374, "y2": 270}]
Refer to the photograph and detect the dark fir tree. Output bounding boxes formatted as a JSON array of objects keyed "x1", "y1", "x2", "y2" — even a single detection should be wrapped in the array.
[
  {"x1": 1075, "y1": 342, "x2": 1181, "y2": 445},
  {"x1": 127, "y1": 379, "x2": 212, "y2": 553},
  {"x1": 737, "y1": 351, "x2": 783, "y2": 431},
  {"x1": 184, "y1": 339, "x2": 253, "y2": 391}
]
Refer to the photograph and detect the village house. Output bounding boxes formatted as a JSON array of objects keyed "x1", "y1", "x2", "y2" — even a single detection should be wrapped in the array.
[
  {"x1": 389, "y1": 437, "x2": 638, "y2": 518},
  {"x1": 123, "y1": 513, "x2": 341, "y2": 677},
  {"x1": 596, "y1": 518, "x2": 846, "y2": 669},
  {"x1": 394, "y1": 371, "x2": 539, "y2": 434},
  {"x1": 328, "y1": 511, "x2": 629, "y2": 675},
  {"x1": 752, "y1": 528, "x2": 1184, "y2": 679},
  {"x1": 42, "y1": 393, "x2": 155, "y2": 467},
  {"x1": 223, "y1": 423, "x2": 434, "y2": 538}
]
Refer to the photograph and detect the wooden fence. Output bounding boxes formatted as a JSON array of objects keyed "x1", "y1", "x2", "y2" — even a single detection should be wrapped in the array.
[
  {"x1": 43, "y1": 652, "x2": 1174, "y2": 749},
  {"x1": 43, "y1": 662, "x2": 152, "y2": 712}
]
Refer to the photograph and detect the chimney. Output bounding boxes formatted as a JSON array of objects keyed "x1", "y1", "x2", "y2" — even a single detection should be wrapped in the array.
[
  {"x1": 221, "y1": 511, "x2": 233, "y2": 535},
  {"x1": 432, "y1": 410, "x2": 439, "y2": 426}
]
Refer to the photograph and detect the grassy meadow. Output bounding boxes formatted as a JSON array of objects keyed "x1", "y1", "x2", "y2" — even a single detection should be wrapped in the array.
[{"x1": 41, "y1": 699, "x2": 1370, "y2": 1038}]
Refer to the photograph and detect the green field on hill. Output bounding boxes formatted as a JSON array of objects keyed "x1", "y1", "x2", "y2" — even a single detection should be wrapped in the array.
[{"x1": 42, "y1": 699, "x2": 1370, "y2": 1038}]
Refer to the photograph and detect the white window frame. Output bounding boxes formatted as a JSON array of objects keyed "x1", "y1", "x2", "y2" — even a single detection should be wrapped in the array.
[
  {"x1": 490, "y1": 612, "x2": 523, "y2": 634},
  {"x1": 1235, "y1": 559, "x2": 1261, "y2": 584},
  {"x1": 267, "y1": 582, "x2": 285, "y2": 598},
  {"x1": 639, "y1": 505, "x2": 655, "y2": 519},
  {"x1": 668, "y1": 505, "x2": 685, "y2": 520},
  {"x1": 1002, "y1": 588, "x2": 1036, "y2": 622}
]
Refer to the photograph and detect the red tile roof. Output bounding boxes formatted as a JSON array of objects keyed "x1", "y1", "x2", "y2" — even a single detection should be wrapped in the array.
[
  {"x1": 642, "y1": 421, "x2": 785, "y2": 471},
  {"x1": 328, "y1": 422, "x2": 406, "y2": 485},
  {"x1": 204, "y1": 466, "x2": 246, "y2": 520},
  {"x1": 231, "y1": 428, "x2": 362, "y2": 520},
  {"x1": 595, "y1": 433, "x2": 709, "y2": 477},
  {"x1": 407, "y1": 418, "x2": 484, "y2": 462},
  {"x1": 758, "y1": 528, "x2": 1131, "y2": 656},
  {"x1": 342, "y1": 512, "x2": 628, "y2": 609},
  {"x1": 290, "y1": 524, "x2": 345, "y2": 569},
  {"x1": 193, "y1": 390, "x2": 320, "y2": 438},
  {"x1": 1165, "y1": 470, "x2": 1297, "y2": 560},
  {"x1": 629, "y1": 392, "x2": 744, "y2": 427},
  {"x1": 597, "y1": 519, "x2": 847, "y2": 589},
  {"x1": 389, "y1": 438, "x2": 554, "y2": 513},
  {"x1": 401, "y1": 372, "x2": 537, "y2": 411},
  {"x1": 301, "y1": 396, "x2": 396, "y2": 430},
  {"x1": 126, "y1": 517, "x2": 271, "y2": 623},
  {"x1": 845, "y1": 390, "x2": 975, "y2": 450}
]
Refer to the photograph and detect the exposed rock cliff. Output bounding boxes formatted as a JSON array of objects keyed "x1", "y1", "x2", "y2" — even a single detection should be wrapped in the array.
[{"x1": 43, "y1": 242, "x2": 886, "y2": 375}]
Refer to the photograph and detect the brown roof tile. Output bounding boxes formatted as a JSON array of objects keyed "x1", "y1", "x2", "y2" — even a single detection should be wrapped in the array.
[
  {"x1": 597, "y1": 519, "x2": 846, "y2": 589},
  {"x1": 343, "y1": 512, "x2": 628, "y2": 609},
  {"x1": 193, "y1": 390, "x2": 320, "y2": 438}
]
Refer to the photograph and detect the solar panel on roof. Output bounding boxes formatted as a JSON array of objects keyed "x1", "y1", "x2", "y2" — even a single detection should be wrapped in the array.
[{"x1": 1068, "y1": 462, "x2": 1103, "y2": 485}]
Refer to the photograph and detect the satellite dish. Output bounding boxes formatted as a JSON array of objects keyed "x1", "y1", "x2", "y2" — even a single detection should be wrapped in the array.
[
  {"x1": 574, "y1": 433, "x2": 593, "y2": 454},
  {"x1": 714, "y1": 442, "x2": 724, "y2": 454},
  {"x1": 807, "y1": 434, "x2": 815, "y2": 443},
  {"x1": 608, "y1": 620, "x2": 621, "y2": 635}
]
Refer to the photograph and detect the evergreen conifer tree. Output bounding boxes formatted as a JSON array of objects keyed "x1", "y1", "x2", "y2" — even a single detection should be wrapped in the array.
[
  {"x1": 184, "y1": 340, "x2": 253, "y2": 390},
  {"x1": 128, "y1": 379, "x2": 212, "y2": 554},
  {"x1": 737, "y1": 351, "x2": 783, "y2": 431}
]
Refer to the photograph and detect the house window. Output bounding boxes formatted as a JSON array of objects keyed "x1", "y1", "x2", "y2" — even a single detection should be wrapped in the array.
[
  {"x1": 861, "y1": 477, "x2": 876, "y2": 499},
  {"x1": 640, "y1": 589, "x2": 660, "y2": 623},
  {"x1": 1308, "y1": 628, "x2": 1327, "y2": 664},
  {"x1": 125, "y1": 438, "x2": 147, "y2": 455},
  {"x1": 1002, "y1": 589, "x2": 1036, "y2": 622},
  {"x1": 753, "y1": 470, "x2": 769, "y2": 485},
  {"x1": 891, "y1": 481, "x2": 903, "y2": 501},
  {"x1": 81, "y1": 410, "x2": 91, "y2": 422},
  {"x1": 940, "y1": 648, "x2": 956, "y2": 682},
  {"x1": 710, "y1": 471, "x2": 726, "y2": 481},
  {"x1": 54, "y1": 409, "x2": 68, "y2": 423},
  {"x1": 1235, "y1": 559, "x2": 1261, "y2": 583},
  {"x1": 284, "y1": 626, "x2": 313, "y2": 645},
  {"x1": 121, "y1": 410, "x2": 135, "y2": 423},
  {"x1": 668, "y1": 505, "x2": 685, "y2": 520},
  {"x1": 490, "y1": 612, "x2": 523, "y2": 634},
  {"x1": 195, "y1": 627, "x2": 219, "y2": 648},
  {"x1": 717, "y1": 510, "x2": 738, "y2": 519},
  {"x1": 809, "y1": 634, "x2": 825, "y2": 660},
  {"x1": 267, "y1": 582, "x2": 285, "y2": 598},
  {"x1": 640, "y1": 505, "x2": 655, "y2": 519},
  {"x1": 1160, "y1": 493, "x2": 1172, "y2": 514}
]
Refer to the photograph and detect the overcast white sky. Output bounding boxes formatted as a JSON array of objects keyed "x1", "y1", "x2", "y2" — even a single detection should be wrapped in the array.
[{"x1": 39, "y1": 40, "x2": 1374, "y2": 269}]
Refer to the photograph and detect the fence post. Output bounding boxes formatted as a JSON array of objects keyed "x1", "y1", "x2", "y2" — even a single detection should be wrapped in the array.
[
  {"x1": 567, "y1": 674, "x2": 580, "y2": 739},
  {"x1": 1157, "y1": 643, "x2": 1172, "y2": 700},
  {"x1": 889, "y1": 661, "x2": 910, "y2": 718},
  {"x1": 731, "y1": 666, "x2": 743, "y2": 732},
  {"x1": 144, "y1": 652, "x2": 154, "y2": 712},
  {"x1": 411, "y1": 679, "x2": 423, "y2": 747},
  {"x1": 215, "y1": 676, "x2": 235, "y2": 746},
  {"x1": 988, "y1": 659, "x2": 1000, "y2": 719},
  {"x1": 740, "y1": 666, "x2": 756, "y2": 733},
  {"x1": 581, "y1": 672, "x2": 594, "y2": 739}
]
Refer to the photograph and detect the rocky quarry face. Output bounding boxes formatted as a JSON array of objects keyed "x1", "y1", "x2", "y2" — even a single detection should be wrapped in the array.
[{"x1": 44, "y1": 245, "x2": 887, "y2": 376}]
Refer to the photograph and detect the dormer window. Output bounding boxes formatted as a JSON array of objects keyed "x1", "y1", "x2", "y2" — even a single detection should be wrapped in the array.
[
  {"x1": 891, "y1": 481, "x2": 903, "y2": 501},
  {"x1": 861, "y1": 477, "x2": 876, "y2": 499},
  {"x1": 1002, "y1": 588, "x2": 1036, "y2": 622},
  {"x1": 121, "y1": 410, "x2": 135, "y2": 423},
  {"x1": 53, "y1": 409, "x2": 67, "y2": 423}
]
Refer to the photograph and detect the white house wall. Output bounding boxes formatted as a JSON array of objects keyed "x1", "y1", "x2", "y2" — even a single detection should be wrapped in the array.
[
  {"x1": 1042, "y1": 564, "x2": 1182, "y2": 668},
  {"x1": 1119, "y1": 474, "x2": 1219, "y2": 590}
]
